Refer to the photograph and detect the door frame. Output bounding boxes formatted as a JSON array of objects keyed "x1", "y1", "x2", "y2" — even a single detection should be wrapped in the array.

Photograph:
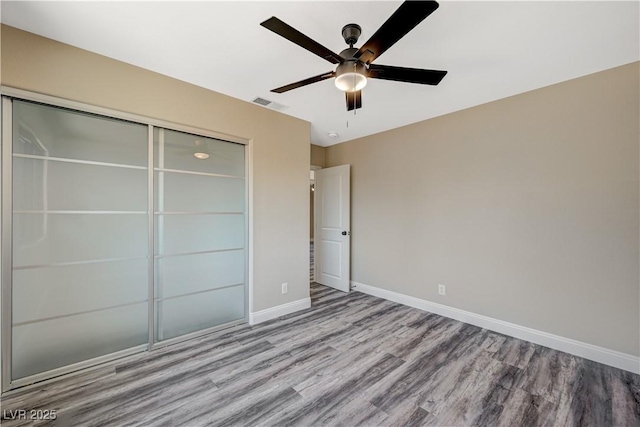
[{"x1": 0, "y1": 86, "x2": 254, "y2": 393}]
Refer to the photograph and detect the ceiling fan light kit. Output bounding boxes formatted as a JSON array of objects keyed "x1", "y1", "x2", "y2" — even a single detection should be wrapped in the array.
[
  {"x1": 260, "y1": 1, "x2": 447, "y2": 111},
  {"x1": 334, "y1": 61, "x2": 368, "y2": 92}
]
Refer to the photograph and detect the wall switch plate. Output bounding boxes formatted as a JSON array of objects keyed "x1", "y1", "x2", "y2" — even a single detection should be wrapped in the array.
[
  {"x1": 281, "y1": 283, "x2": 288, "y2": 294},
  {"x1": 438, "y1": 284, "x2": 446, "y2": 296}
]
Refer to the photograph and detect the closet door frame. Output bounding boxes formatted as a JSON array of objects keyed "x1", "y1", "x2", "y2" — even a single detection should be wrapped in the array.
[{"x1": 0, "y1": 87, "x2": 252, "y2": 393}]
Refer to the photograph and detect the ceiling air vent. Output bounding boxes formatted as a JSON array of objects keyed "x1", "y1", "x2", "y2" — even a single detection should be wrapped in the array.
[
  {"x1": 252, "y1": 97, "x2": 288, "y2": 112},
  {"x1": 252, "y1": 97, "x2": 271, "y2": 106}
]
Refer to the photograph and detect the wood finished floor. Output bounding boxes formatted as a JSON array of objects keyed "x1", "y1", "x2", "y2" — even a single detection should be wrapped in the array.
[
  {"x1": 1, "y1": 283, "x2": 639, "y2": 426},
  {"x1": 310, "y1": 240, "x2": 315, "y2": 282}
]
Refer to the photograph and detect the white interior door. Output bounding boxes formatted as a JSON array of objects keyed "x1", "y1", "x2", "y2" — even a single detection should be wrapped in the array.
[{"x1": 314, "y1": 165, "x2": 350, "y2": 292}]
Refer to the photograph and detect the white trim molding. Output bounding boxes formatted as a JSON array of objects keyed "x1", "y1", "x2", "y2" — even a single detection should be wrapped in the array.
[
  {"x1": 351, "y1": 281, "x2": 640, "y2": 374},
  {"x1": 249, "y1": 297, "x2": 311, "y2": 325}
]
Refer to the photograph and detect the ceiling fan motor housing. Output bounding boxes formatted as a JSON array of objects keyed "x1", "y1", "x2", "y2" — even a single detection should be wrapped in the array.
[
  {"x1": 339, "y1": 47, "x2": 359, "y2": 61},
  {"x1": 341, "y1": 23, "x2": 362, "y2": 46},
  {"x1": 335, "y1": 59, "x2": 367, "y2": 77}
]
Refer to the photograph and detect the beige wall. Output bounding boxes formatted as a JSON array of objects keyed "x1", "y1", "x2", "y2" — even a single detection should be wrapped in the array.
[
  {"x1": 326, "y1": 62, "x2": 640, "y2": 356},
  {"x1": 1, "y1": 25, "x2": 311, "y2": 312},
  {"x1": 311, "y1": 144, "x2": 326, "y2": 167}
]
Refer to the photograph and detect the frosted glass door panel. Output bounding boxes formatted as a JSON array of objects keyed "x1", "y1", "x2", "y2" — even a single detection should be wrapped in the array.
[
  {"x1": 156, "y1": 214, "x2": 244, "y2": 255},
  {"x1": 11, "y1": 100, "x2": 149, "y2": 381},
  {"x1": 13, "y1": 259, "x2": 148, "y2": 324},
  {"x1": 155, "y1": 128, "x2": 245, "y2": 176},
  {"x1": 154, "y1": 127, "x2": 246, "y2": 342},
  {"x1": 14, "y1": 213, "x2": 148, "y2": 267},
  {"x1": 13, "y1": 101, "x2": 148, "y2": 166},
  {"x1": 14, "y1": 158, "x2": 147, "y2": 212},
  {"x1": 12, "y1": 302, "x2": 148, "y2": 379},
  {"x1": 156, "y1": 172, "x2": 245, "y2": 213},
  {"x1": 156, "y1": 285, "x2": 245, "y2": 341},
  {"x1": 157, "y1": 250, "x2": 244, "y2": 299}
]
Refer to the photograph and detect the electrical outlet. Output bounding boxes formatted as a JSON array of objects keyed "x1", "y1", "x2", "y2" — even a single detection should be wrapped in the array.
[
  {"x1": 438, "y1": 284, "x2": 446, "y2": 296},
  {"x1": 281, "y1": 282, "x2": 288, "y2": 294}
]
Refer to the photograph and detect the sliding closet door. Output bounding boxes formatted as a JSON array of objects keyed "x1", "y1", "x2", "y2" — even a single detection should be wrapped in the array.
[
  {"x1": 154, "y1": 128, "x2": 246, "y2": 342},
  {"x1": 10, "y1": 101, "x2": 150, "y2": 380}
]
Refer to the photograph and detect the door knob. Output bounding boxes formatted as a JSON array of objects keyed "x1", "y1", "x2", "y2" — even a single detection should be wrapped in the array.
[{"x1": 341, "y1": 231, "x2": 351, "y2": 236}]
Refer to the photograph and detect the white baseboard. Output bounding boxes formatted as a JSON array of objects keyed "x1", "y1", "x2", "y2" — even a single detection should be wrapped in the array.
[
  {"x1": 249, "y1": 297, "x2": 311, "y2": 325},
  {"x1": 351, "y1": 281, "x2": 640, "y2": 374}
]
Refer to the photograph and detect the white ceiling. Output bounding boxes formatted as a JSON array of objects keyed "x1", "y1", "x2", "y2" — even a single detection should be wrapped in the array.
[{"x1": 1, "y1": 1, "x2": 638, "y2": 147}]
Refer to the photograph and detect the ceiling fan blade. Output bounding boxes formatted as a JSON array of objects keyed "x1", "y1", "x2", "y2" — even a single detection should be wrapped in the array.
[
  {"x1": 271, "y1": 71, "x2": 335, "y2": 93},
  {"x1": 354, "y1": 1, "x2": 439, "y2": 64},
  {"x1": 368, "y1": 64, "x2": 447, "y2": 85},
  {"x1": 261, "y1": 17, "x2": 344, "y2": 64},
  {"x1": 346, "y1": 90, "x2": 362, "y2": 111}
]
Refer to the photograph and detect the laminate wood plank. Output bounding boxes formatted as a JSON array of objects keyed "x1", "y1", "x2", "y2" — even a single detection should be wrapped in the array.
[
  {"x1": 145, "y1": 381, "x2": 303, "y2": 426},
  {"x1": 513, "y1": 345, "x2": 579, "y2": 403},
  {"x1": 262, "y1": 352, "x2": 404, "y2": 426},
  {"x1": 41, "y1": 375, "x2": 218, "y2": 427},
  {"x1": 492, "y1": 336, "x2": 537, "y2": 369},
  {"x1": 365, "y1": 323, "x2": 493, "y2": 413},
  {"x1": 211, "y1": 344, "x2": 339, "y2": 391},
  {"x1": 328, "y1": 397, "x2": 389, "y2": 427},
  {"x1": 384, "y1": 401, "x2": 438, "y2": 427}
]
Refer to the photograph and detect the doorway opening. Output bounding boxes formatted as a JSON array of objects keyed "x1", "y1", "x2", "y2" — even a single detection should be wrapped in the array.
[
  {"x1": 310, "y1": 166, "x2": 321, "y2": 283},
  {"x1": 311, "y1": 165, "x2": 351, "y2": 292}
]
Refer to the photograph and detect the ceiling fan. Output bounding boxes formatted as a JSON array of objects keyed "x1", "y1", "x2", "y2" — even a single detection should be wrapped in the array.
[{"x1": 260, "y1": 1, "x2": 447, "y2": 112}]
